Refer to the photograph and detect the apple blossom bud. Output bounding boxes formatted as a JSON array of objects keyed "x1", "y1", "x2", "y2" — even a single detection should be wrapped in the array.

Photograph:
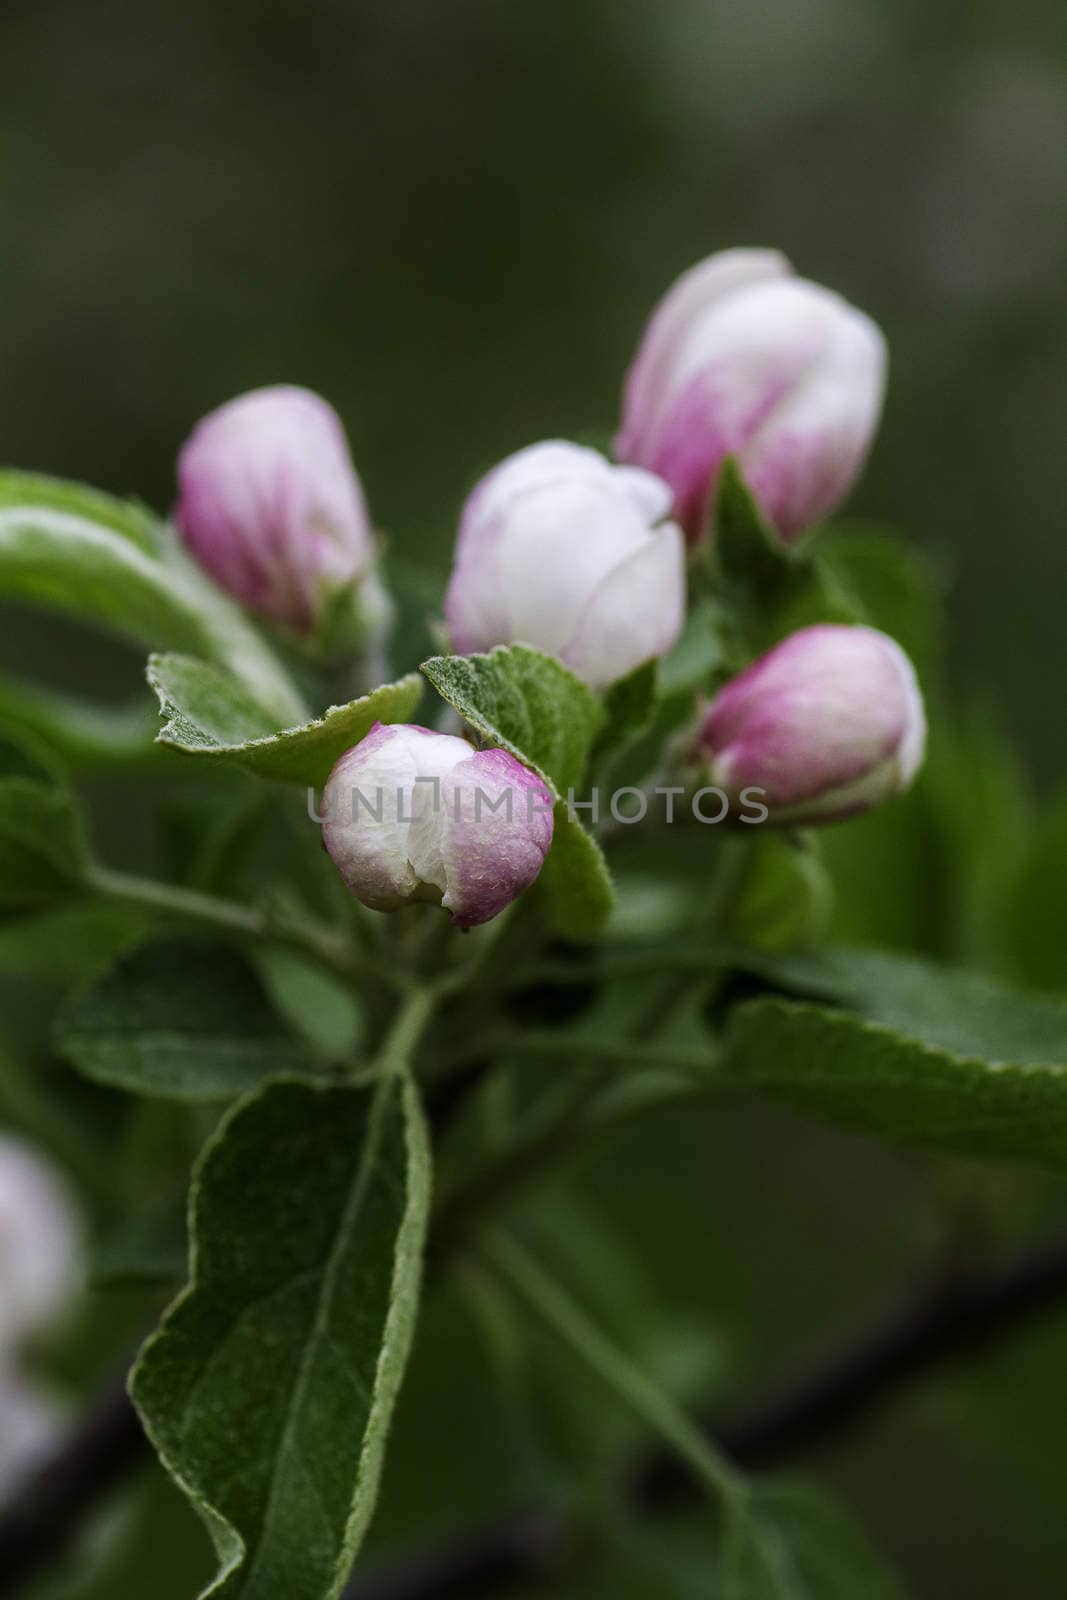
[
  {"x1": 0, "y1": 1137, "x2": 79, "y2": 1350},
  {"x1": 616, "y1": 249, "x2": 887, "y2": 543},
  {"x1": 322, "y1": 722, "x2": 554, "y2": 927},
  {"x1": 443, "y1": 441, "x2": 685, "y2": 691},
  {"x1": 176, "y1": 385, "x2": 374, "y2": 633},
  {"x1": 697, "y1": 625, "x2": 925, "y2": 824}
]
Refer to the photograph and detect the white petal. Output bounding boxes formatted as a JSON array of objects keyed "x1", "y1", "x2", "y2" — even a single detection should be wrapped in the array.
[
  {"x1": 323, "y1": 725, "x2": 470, "y2": 909},
  {"x1": 563, "y1": 522, "x2": 686, "y2": 689}
]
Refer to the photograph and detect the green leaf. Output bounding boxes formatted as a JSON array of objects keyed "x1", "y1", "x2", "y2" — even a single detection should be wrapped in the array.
[
  {"x1": 0, "y1": 673, "x2": 161, "y2": 768},
  {"x1": 722, "y1": 1483, "x2": 906, "y2": 1599},
  {"x1": 253, "y1": 948, "x2": 364, "y2": 1058},
  {"x1": 132, "y1": 1069, "x2": 431, "y2": 1600},
  {"x1": 658, "y1": 595, "x2": 730, "y2": 694},
  {"x1": 923, "y1": 710, "x2": 1030, "y2": 971},
  {"x1": 0, "y1": 720, "x2": 65, "y2": 783},
  {"x1": 727, "y1": 834, "x2": 832, "y2": 954},
  {"x1": 0, "y1": 484, "x2": 305, "y2": 726},
  {"x1": 148, "y1": 654, "x2": 423, "y2": 787},
  {"x1": 592, "y1": 661, "x2": 659, "y2": 765},
  {"x1": 537, "y1": 806, "x2": 615, "y2": 940},
  {"x1": 713, "y1": 459, "x2": 808, "y2": 604},
  {"x1": 722, "y1": 950, "x2": 1067, "y2": 1171},
  {"x1": 812, "y1": 526, "x2": 943, "y2": 680},
  {"x1": 711, "y1": 461, "x2": 859, "y2": 656},
  {"x1": 57, "y1": 940, "x2": 327, "y2": 1099},
  {"x1": 997, "y1": 788, "x2": 1067, "y2": 992},
  {"x1": 0, "y1": 901, "x2": 148, "y2": 979},
  {"x1": 0, "y1": 469, "x2": 163, "y2": 554},
  {"x1": 421, "y1": 645, "x2": 604, "y2": 796},
  {"x1": 739, "y1": 946, "x2": 1067, "y2": 1059},
  {"x1": 0, "y1": 779, "x2": 88, "y2": 912},
  {"x1": 816, "y1": 784, "x2": 937, "y2": 955}
]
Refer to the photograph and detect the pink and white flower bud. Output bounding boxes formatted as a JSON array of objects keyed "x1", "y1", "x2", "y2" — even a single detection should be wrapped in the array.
[
  {"x1": 176, "y1": 385, "x2": 374, "y2": 632},
  {"x1": 616, "y1": 249, "x2": 887, "y2": 543},
  {"x1": 444, "y1": 441, "x2": 685, "y2": 690},
  {"x1": 0, "y1": 1137, "x2": 79, "y2": 1351},
  {"x1": 322, "y1": 723, "x2": 554, "y2": 927},
  {"x1": 698, "y1": 625, "x2": 925, "y2": 824}
]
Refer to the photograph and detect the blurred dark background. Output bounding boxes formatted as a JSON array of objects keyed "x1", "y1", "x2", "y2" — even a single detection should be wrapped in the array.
[
  {"x1": 2, "y1": 0, "x2": 1066, "y2": 775},
  {"x1": 4, "y1": 6, "x2": 1067, "y2": 1598}
]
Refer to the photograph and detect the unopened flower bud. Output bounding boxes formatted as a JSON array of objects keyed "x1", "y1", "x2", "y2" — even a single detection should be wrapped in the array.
[
  {"x1": 0, "y1": 1137, "x2": 79, "y2": 1350},
  {"x1": 697, "y1": 625, "x2": 925, "y2": 824},
  {"x1": 444, "y1": 441, "x2": 685, "y2": 690},
  {"x1": 176, "y1": 385, "x2": 374, "y2": 633},
  {"x1": 322, "y1": 722, "x2": 554, "y2": 927},
  {"x1": 616, "y1": 249, "x2": 887, "y2": 543}
]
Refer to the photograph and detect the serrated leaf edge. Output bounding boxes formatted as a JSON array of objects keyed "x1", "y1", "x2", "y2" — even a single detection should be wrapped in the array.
[{"x1": 129, "y1": 1068, "x2": 431, "y2": 1599}]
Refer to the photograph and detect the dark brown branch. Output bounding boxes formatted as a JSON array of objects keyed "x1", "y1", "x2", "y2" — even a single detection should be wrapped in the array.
[
  {"x1": 5, "y1": 1236, "x2": 1067, "y2": 1600},
  {"x1": 0, "y1": 1372, "x2": 145, "y2": 1598},
  {"x1": 642, "y1": 1229, "x2": 1067, "y2": 1501},
  {"x1": 344, "y1": 1232, "x2": 1067, "y2": 1600}
]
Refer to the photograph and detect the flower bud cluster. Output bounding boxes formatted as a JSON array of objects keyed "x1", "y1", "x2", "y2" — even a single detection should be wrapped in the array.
[{"x1": 179, "y1": 248, "x2": 922, "y2": 926}]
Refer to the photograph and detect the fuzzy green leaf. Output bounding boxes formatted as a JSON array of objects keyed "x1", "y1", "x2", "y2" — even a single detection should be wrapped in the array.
[
  {"x1": 421, "y1": 645, "x2": 604, "y2": 797},
  {"x1": 148, "y1": 654, "x2": 423, "y2": 787},
  {"x1": 0, "y1": 484, "x2": 304, "y2": 725},
  {"x1": 722, "y1": 951, "x2": 1067, "y2": 1171},
  {"x1": 537, "y1": 806, "x2": 615, "y2": 941},
  {"x1": 0, "y1": 470, "x2": 163, "y2": 554},
  {"x1": 132, "y1": 1070, "x2": 431, "y2": 1600},
  {"x1": 0, "y1": 780, "x2": 88, "y2": 912},
  {"x1": 57, "y1": 940, "x2": 327, "y2": 1099}
]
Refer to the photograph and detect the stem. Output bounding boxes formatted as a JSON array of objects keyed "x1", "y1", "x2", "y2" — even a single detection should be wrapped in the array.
[
  {"x1": 632, "y1": 832, "x2": 749, "y2": 1041},
  {"x1": 375, "y1": 982, "x2": 441, "y2": 1079},
  {"x1": 482, "y1": 1230, "x2": 744, "y2": 1508},
  {"x1": 432, "y1": 1040, "x2": 720, "y2": 1252},
  {"x1": 462, "y1": 893, "x2": 543, "y2": 997},
  {"x1": 86, "y1": 864, "x2": 403, "y2": 995},
  {"x1": 520, "y1": 948, "x2": 737, "y2": 989}
]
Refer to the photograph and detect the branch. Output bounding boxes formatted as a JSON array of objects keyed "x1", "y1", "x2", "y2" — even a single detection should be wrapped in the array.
[
  {"x1": 642, "y1": 1229, "x2": 1067, "y2": 1500},
  {"x1": 5, "y1": 1235, "x2": 1067, "y2": 1599},
  {"x1": 344, "y1": 1232, "x2": 1067, "y2": 1600},
  {"x1": 0, "y1": 1374, "x2": 144, "y2": 1598}
]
